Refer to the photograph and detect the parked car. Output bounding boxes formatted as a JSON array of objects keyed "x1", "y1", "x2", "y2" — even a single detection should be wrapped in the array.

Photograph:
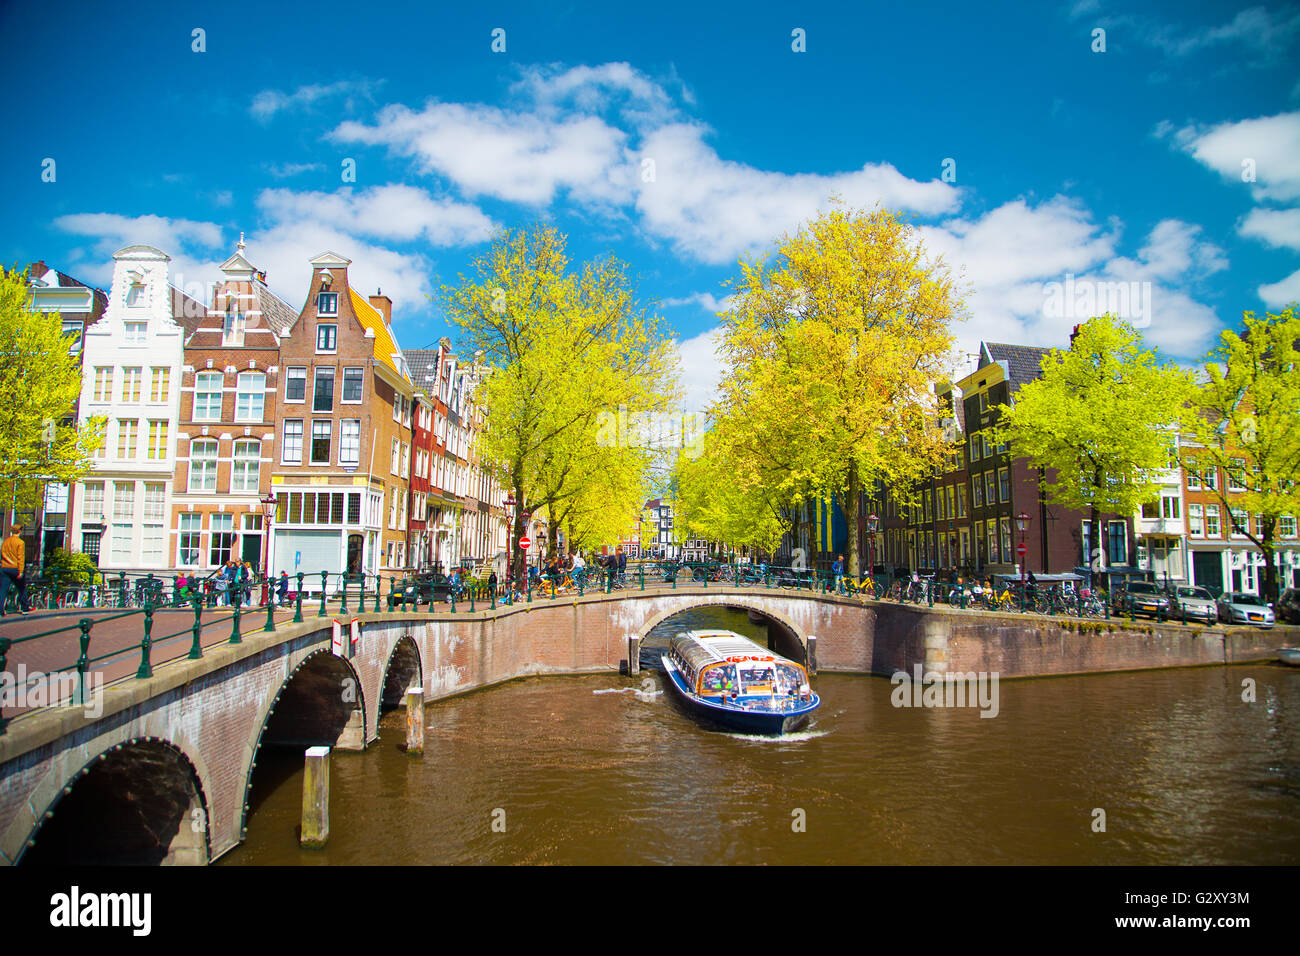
[
  {"x1": 1215, "y1": 591, "x2": 1275, "y2": 628},
  {"x1": 391, "y1": 571, "x2": 456, "y2": 607},
  {"x1": 1112, "y1": 581, "x2": 1172, "y2": 619},
  {"x1": 1170, "y1": 585, "x2": 1218, "y2": 624},
  {"x1": 1277, "y1": 588, "x2": 1300, "y2": 625}
]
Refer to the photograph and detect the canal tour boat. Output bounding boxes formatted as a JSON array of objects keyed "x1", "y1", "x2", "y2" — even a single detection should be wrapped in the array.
[{"x1": 662, "y1": 630, "x2": 820, "y2": 735}]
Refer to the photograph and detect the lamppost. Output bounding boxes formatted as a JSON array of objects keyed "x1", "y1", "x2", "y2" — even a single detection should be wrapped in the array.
[
  {"x1": 259, "y1": 492, "x2": 277, "y2": 606},
  {"x1": 1015, "y1": 510, "x2": 1032, "y2": 590},
  {"x1": 866, "y1": 513, "x2": 879, "y2": 587}
]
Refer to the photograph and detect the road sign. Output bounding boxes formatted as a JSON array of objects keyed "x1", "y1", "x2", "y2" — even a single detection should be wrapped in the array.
[
  {"x1": 519, "y1": 536, "x2": 532, "y2": 549},
  {"x1": 1016, "y1": 542, "x2": 1028, "y2": 557}
]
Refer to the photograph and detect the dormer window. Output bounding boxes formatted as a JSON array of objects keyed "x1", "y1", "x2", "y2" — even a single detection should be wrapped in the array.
[
  {"x1": 317, "y1": 292, "x2": 338, "y2": 316},
  {"x1": 126, "y1": 282, "x2": 146, "y2": 307},
  {"x1": 223, "y1": 300, "x2": 246, "y2": 346}
]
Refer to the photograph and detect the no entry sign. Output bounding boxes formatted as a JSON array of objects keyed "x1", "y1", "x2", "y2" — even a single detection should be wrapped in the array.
[
  {"x1": 1016, "y1": 542, "x2": 1028, "y2": 557},
  {"x1": 519, "y1": 536, "x2": 532, "y2": 549}
]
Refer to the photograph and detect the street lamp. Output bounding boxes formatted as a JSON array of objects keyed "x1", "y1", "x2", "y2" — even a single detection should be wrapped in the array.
[
  {"x1": 259, "y1": 492, "x2": 277, "y2": 606},
  {"x1": 1015, "y1": 510, "x2": 1032, "y2": 589},
  {"x1": 866, "y1": 512, "x2": 879, "y2": 586}
]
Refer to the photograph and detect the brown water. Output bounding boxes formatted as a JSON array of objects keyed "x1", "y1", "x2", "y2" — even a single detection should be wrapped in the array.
[{"x1": 222, "y1": 607, "x2": 1300, "y2": 865}]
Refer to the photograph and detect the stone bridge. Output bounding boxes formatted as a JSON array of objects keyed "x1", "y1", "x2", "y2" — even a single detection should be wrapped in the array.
[{"x1": 0, "y1": 586, "x2": 1284, "y2": 865}]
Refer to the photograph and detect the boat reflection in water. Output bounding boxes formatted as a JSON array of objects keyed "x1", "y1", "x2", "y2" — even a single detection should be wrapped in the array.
[{"x1": 662, "y1": 630, "x2": 820, "y2": 734}]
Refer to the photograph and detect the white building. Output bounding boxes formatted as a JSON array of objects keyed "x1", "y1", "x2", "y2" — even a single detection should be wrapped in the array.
[
  {"x1": 69, "y1": 246, "x2": 202, "y2": 572},
  {"x1": 1134, "y1": 438, "x2": 1188, "y2": 586}
]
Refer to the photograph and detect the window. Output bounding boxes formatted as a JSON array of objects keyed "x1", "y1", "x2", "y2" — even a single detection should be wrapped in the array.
[
  {"x1": 113, "y1": 482, "x2": 135, "y2": 521},
  {"x1": 222, "y1": 303, "x2": 245, "y2": 346},
  {"x1": 285, "y1": 367, "x2": 307, "y2": 402},
  {"x1": 236, "y1": 372, "x2": 265, "y2": 421},
  {"x1": 146, "y1": 420, "x2": 168, "y2": 460},
  {"x1": 111, "y1": 522, "x2": 132, "y2": 563},
  {"x1": 342, "y1": 367, "x2": 364, "y2": 403},
  {"x1": 998, "y1": 468, "x2": 1010, "y2": 503},
  {"x1": 142, "y1": 483, "x2": 165, "y2": 564},
  {"x1": 400, "y1": 443, "x2": 409, "y2": 479},
  {"x1": 1228, "y1": 459, "x2": 1246, "y2": 492},
  {"x1": 193, "y1": 371, "x2": 223, "y2": 421},
  {"x1": 189, "y1": 440, "x2": 218, "y2": 492},
  {"x1": 313, "y1": 367, "x2": 335, "y2": 412},
  {"x1": 179, "y1": 513, "x2": 201, "y2": 566},
  {"x1": 317, "y1": 292, "x2": 338, "y2": 316},
  {"x1": 946, "y1": 486, "x2": 955, "y2": 521},
  {"x1": 1230, "y1": 507, "x2": 1249, "y2": 537},
  {"x1": 125, "y1": 322, "x2": 147, "y2": 345},
  {"x1": 116, "y1": 419, "x2": 138, "y2": 459},
  {"x1": 1205, "y1": 504, "x2": 1221, "y2": 538},
  {"x1": 1161, "y1": 495, "x2": 1181, "y2": 520},
  {"x1": 310, "y1": 420, "x2": 332, "y2": 464},
  {"x1": 150, "y1": 367, "x2": 169, "y2": 403},
  {"x1": 957, "y1": 485, "x2": 967, "y2": 518},
  {"x1": 1186, "y1": 463, "x2": 1201, "y2": 490},
  {"x1": 92, "y1": 367, "x2": 113, "y2": 402},
  {"x1": 968, "y1": 435, "x2": 979, "y2": 462},
  {"x1": 282, "y1": 420, "x2": 303, "y2": 464},
  {"x1": 1189, "y1": 504, "x2": 1204, "y2": 536},
  {"x1": 122, "y1": 367, "x2": 142, "y2": 402},
  {"x1": 1000, "y1": 517, "x2": 1012, "y2": 561},
  {"x1": 1107, "y1": 521, "x2": 1127, "y2": 565},
  {"x1": 62, "y1": 319, "x2": 83, "y2": 354},
  {"x1": 982, "y1": 434, "x2": 993, "y2": 459},
  {"x1": 1281, "y1": 514, "x2": 1296, "y2": 538},
  {"x1": 1203, "y1": 466, "x2": 1218, "y2": 492},
  {"x1": 126, "y1": 283, "x2": 146, "y2": 307},
  {"x1": 987, "y1": 521, "x2": 999, "y2": 563},
  {"x1": 391, "y1": 438, "x2": 400, "y2": 474},
  {"x1": 978, "y1": 391, "x2": 989, "y2": 413},
  {"x1": 341, "y1": 420, "x2": 361, "y2": 466},
  {"x1": 81, "y1": 531, "x2": 102, "y2": 563},
  {"x1": 972, "y1": 478, "x2": 984, "y2": 508},
  {"x1": 348, "y1": 493, "x2": 361, "y2": 524},
  {"x1": 232, "y1": 439, "x2": 260, "y2": 492},
  {"x1": 316, "y1": 323, "x2": 337, "y2": 352},
  {"x1": 209, "y1": 514, "x2": 235, "y2": 566},
  {"x1": 82, "y1": 482, "x2": 105, "y2": 521},
  {"x1": 985, "y1": 472, "x2": 997, "y2": 509},
  {"x1": 390, "y1": 487, "x2": 400, "y2": 529}
]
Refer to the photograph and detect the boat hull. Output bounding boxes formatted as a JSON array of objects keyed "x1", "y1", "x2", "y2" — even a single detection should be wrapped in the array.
[
  {"x1": 662, "y1": 655, "x2": 819, "y2": 735},
  {"x1": 1280, "y1": 648, "x2": 1300, "y2": 667}
]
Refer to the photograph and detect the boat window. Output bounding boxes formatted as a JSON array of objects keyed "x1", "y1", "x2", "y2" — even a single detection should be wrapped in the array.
[
  {"x1": 776, "y1": 664, "x2": 804, "y2": 692},
  {"x1": 700, "y1": 664, "x2": 736, "y2": 694},
  {"x1": 740, "y1": 666, "x2": 774, "y2": 687}
]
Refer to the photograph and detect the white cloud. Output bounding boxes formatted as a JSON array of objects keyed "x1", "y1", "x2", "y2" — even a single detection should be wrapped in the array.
[
  {"x1": 675, "y1": 327, "x2": 724, "y2": 415},
  {"x1": 264, "y1": 161, "x2": 326, "y2": 179},
  {"x1": 660, "y1": 291, "x2": 736, "y2": 314},
  {"x1": 1239, "y1": 206, "x2": 1300, "y2": 250},
  {"x1": 635, "y1": 123, "x2": 959, "y2": 265},
  {"x1": 255, "y1": 185, "x2": 494, "y2": 247},
  {"x1": 251, "y1": 79, "x2": 382, "y2": 123},
  {"x1": 1259, "y1": 267, "x2": 1300, "y2": 307},
  {"x1": 1171, "y1": 111, "x2": 1300, "y2": 203},
  {"x1": 52, "y1": 213, "x2": 226, "y2": 287},
  {"x1": 1149, "y1": 6, "x2": 1300, "y2": 59}
]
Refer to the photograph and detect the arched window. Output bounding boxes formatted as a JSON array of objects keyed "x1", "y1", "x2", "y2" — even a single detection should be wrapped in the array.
[{"x1": 231, "y1": 439, "x2": 261, "y2": 493}]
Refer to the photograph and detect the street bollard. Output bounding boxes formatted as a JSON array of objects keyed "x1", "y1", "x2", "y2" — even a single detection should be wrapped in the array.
[
  {"x1": 628, "y1": 635, "x2": 640, "y2": 676},
  {"x1": 527, "y1": 576, "x2": 532, "y2": 603},
  {"x1": 300, "y1": 746, "x2": 330, "y2": 847},
  {"x1": 470, "y1": 587, "x2": 476, "y2": 613},
  {"x1": 639, "y1": 565, "x2": 645, "y2": 590}
]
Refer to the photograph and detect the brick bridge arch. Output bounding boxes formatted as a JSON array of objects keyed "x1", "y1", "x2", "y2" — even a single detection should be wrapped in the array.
[
  {"x1": 632, "y1": 596, "x2": 810, "y2": 663},
  {"x1": 9, "y1": 735, "x2": 213, "y2": 866}
]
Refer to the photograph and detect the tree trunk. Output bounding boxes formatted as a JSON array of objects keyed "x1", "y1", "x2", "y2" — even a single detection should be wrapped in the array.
[
  {"x1": 1262, "y1": 520, "x2": 1278, "y2": 604},
  {"x1": 843, "y1": 460, "x2": 862, "y2": 578}
]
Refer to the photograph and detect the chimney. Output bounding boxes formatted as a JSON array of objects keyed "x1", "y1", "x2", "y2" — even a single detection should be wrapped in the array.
[{"x1": 369, "y1": 290, "x2": 392, "y2": 324}]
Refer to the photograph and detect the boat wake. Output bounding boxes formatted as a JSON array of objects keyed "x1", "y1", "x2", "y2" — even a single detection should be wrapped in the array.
[
  {"x1": 592, "y1": 687, "x2": 664, "y2": 700},
  {"x1": 719, "y1": 727, "x2": 831, "y2": 744}
]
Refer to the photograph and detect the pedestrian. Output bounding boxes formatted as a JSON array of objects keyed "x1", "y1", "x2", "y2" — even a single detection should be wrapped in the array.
[
  {"x1": 0, "y1": 523, "x2": 31, "y2": 616},
  {"x1": 242, "y1": 562, "x2": 254, "y2": 604},
  {"x1": 832, "y1": 554, "x2": 844, "y2": 594},
  {"x1": 277, "y1": 570, "x2": 290, "y2": 606},
  {"x1": 617, "y1": 547, "x2": 627, "y2": 584}
]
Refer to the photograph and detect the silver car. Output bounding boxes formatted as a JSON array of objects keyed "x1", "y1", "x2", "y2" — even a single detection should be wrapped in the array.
[
  {"x1": 1172, "y1": 585, "x2": 1217, "y2": 623},
  {"x1": 1215, "y1": 591, "x2": 1275, "y2": 628}
]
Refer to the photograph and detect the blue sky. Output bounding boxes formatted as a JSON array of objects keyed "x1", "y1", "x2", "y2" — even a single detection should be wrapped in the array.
[{"x1": 3, "y1": 0, "x2": 1298, "y2": 409}]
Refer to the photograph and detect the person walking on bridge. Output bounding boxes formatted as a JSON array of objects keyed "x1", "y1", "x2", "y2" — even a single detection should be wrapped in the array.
[{"x1": 0, "y1": 523, "x2": 31, "y2": 616}]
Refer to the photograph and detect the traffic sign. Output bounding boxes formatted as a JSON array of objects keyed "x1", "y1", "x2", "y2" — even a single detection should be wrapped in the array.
[
  {"x1": 1016, "y1": 542, "x2": 1028, "y2": 557},
  {"x1": 519, "y1": 536, "x2": 532, "y2": 549}
]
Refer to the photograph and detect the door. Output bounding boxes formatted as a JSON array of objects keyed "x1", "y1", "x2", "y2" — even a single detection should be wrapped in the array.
[
  {"x1": 1192, "y1": 550, "x2": 1223, "y2": 596},
  {"x1": 347, "y1": 533, "x2": 363, "y2": 574},
  {"x1": 242, "y1": 534, "x2": 262, "y2": 571}
]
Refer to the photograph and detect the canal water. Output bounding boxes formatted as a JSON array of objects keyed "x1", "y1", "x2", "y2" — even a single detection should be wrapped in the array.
[{"x1": 223, "y1": 607, "x2": 1300, "y2": 865}]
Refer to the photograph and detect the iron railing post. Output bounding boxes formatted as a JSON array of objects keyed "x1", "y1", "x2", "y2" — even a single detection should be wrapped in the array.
[
  {"x1": 319, "y1": 572, "x2": 328, "y2": 618},
  {"x1": 189, "y1": 594, "x2": 204, "y2": 659},
  {"x1": 136, "y1": 599, "x2": 154, "y2": 679},
  {"x1": 294, "y1": 573, "x2": 304, "y2": 623},
  {"x1": 230, "y1": 600, "x2": 242, "y2": 644}
]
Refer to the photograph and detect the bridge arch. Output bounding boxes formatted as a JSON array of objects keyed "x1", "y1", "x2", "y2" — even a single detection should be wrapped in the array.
[
  {"x1": 15, "y1": 736, "x2": 211, "y2": 866},
  {"x1": 380, "y1": 635, "x2": 423, "y2": 713},
  {"x1": 637, "y1": 597, "x2": 809, "y2": 665},
  {"x1": 240, "y1": 648, "x2": 368, "y2": 840}
]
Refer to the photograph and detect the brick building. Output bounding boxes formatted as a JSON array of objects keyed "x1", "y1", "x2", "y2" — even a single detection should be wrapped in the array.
[
  {"x1": 266, "y1": 252, "x2": 412, "y2": 586},
  {"x1": 171, "y1": 238, "x2": 296, "y2": 575}
]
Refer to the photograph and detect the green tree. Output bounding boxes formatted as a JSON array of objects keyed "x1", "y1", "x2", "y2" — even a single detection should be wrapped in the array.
[
  {"x1": 990, "y1": 314, "x2": 1194, "y2": 580},
  {"x1": 709, "y1": 204, "x2": 964, "y2": 576},
  {"x1": 440, "y1": 226, "x2": 678, "y2": 581},
  {"x1": 1185, "y1": 307, "x2": 1300, "y2": 602},
  {"x1": 0, "y1": 267, "x2": 105, "y2": 516}
]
